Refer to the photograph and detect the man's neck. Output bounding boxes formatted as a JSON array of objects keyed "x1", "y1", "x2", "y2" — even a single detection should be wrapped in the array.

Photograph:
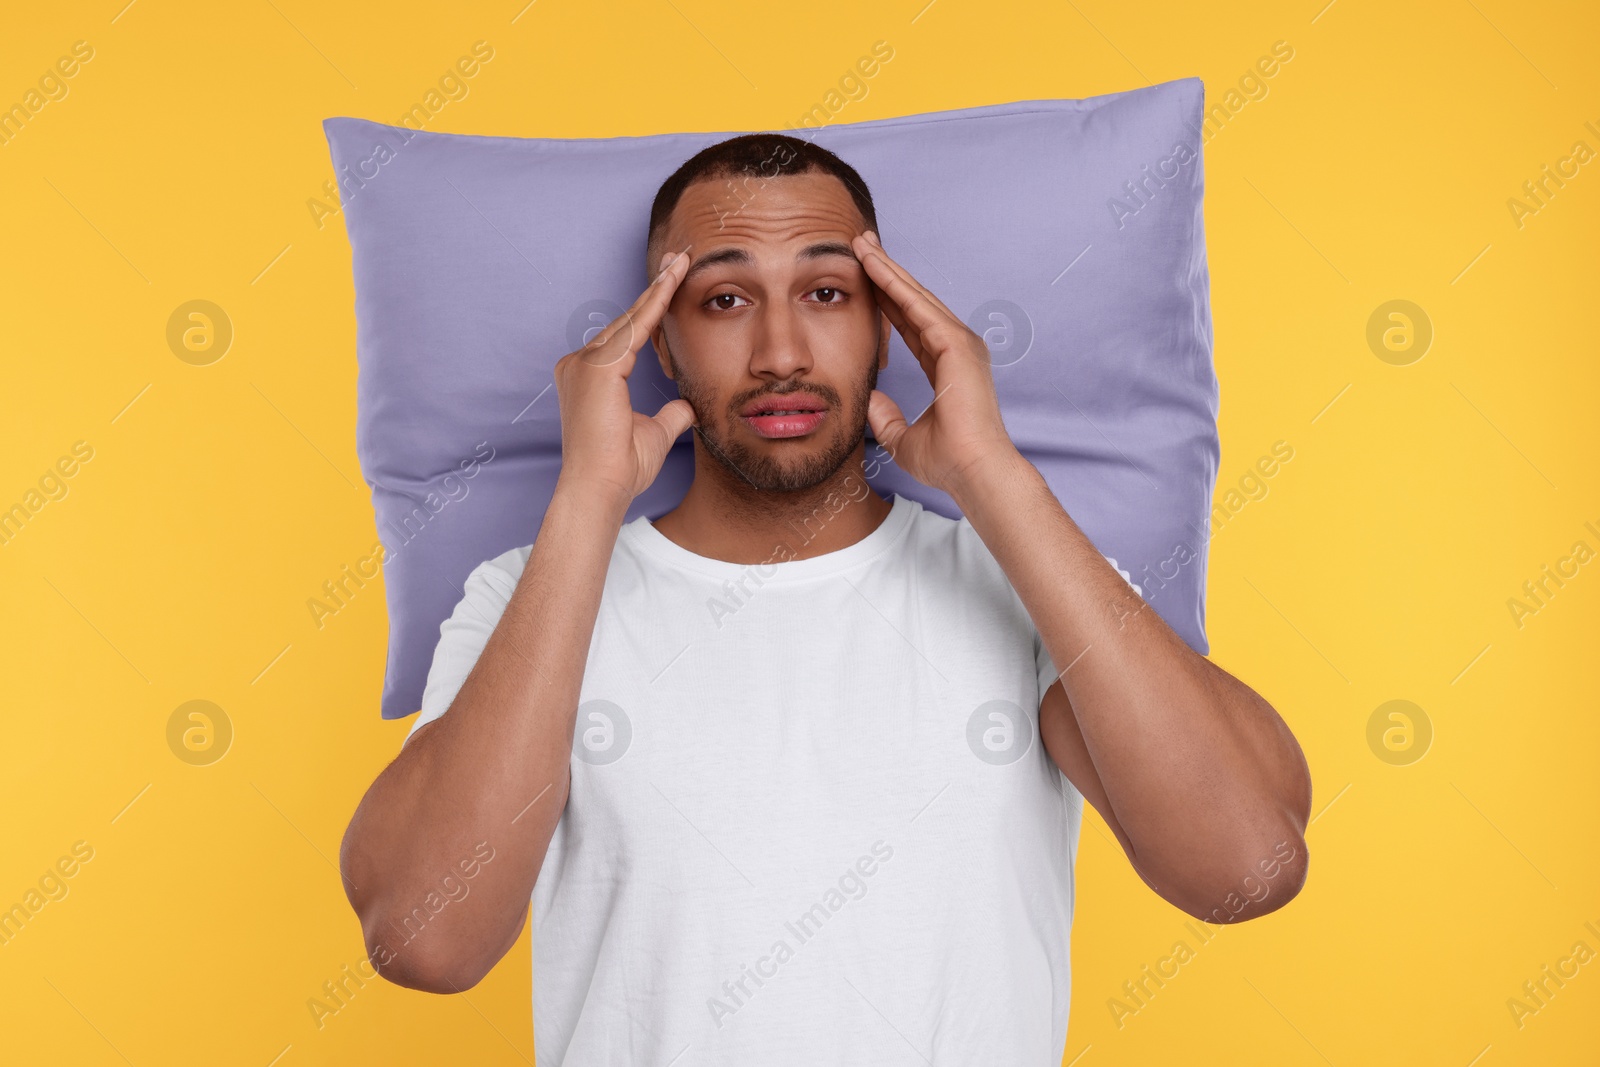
[{"x1": 649, "y1": 448, "x2": 894, "y2": 566}]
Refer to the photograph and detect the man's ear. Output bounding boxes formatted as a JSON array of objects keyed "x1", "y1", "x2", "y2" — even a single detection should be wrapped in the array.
[
  {"x1": 652, "y1": 322, "x2": 675, "y2": 381},
  {"x1": 875, "y1": 309, "x2": 891, "y2": 371}
]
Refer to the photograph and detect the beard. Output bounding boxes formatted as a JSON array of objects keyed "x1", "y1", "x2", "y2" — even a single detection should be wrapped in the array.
[{"x1": 669, "y1": 343, "x2": 880, "y2": 494}]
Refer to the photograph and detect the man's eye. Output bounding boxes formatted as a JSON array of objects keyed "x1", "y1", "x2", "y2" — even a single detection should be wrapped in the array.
[
  {"x1": 704, "y1": 289, "x2": 846, "y2": 311},
  {"x1": 706, "y1": 292, "x2": 748, "y2": 311}
]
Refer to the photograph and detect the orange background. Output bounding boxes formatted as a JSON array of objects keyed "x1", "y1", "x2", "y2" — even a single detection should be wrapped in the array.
[{"x1": 2, "y1": 1, "x2": 1597, "y2": 1063}]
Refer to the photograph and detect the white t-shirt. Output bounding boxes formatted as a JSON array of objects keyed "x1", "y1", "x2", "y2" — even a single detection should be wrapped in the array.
[{"x1": 406, "y1": 492, "x2": 1133, "y2": 1064}]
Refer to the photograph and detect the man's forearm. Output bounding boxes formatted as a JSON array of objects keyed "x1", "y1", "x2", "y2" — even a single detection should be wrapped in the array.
[
  {"x1": 950, "y1": 452, "x2": 1312, "y2": 910},
  {"x1": 339, "y1": 477, "x2": 631, "y2": 991}
]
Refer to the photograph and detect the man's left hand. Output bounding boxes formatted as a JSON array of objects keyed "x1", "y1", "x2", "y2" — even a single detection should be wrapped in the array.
[{"x1": 852, "y1": 229, "x2": 1023, "y2": 497}]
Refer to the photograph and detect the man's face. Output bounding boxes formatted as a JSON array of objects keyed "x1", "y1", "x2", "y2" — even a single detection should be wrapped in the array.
[{"x1": 650, "y1": 170, "x2": 888, "y2": 494}]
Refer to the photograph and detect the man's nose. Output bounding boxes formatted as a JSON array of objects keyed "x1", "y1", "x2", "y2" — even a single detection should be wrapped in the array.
[{"x1": 748, "y1": 298, "x2": 813, "y2": 379}]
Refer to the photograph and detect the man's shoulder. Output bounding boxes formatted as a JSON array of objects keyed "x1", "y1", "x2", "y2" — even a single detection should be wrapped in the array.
[
  {"x1": 902, "y1": 500, "x2": 981, "y2": 543},
  {"x1": 901, "y1": 502, "x2": 1144, "y2": 596},
  {"x1": 898, "y1": 503, "x2": 1001, "y2": 575},
  {"x1": 459, "y1": 522, "x2": 637, "y2": 601}
]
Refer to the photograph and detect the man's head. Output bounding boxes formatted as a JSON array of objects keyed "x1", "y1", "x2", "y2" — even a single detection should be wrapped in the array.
[{"x1": 645, "y1": 133, "x2": 889, "y2": 495}]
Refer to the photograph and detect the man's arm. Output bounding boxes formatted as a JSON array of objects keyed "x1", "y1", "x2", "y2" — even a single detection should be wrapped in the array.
[
  {"x1": 955, "y1": 455, "x2": 1312, "y2": 923},
  {"x1": 339, "y1": 481, "x2": 630, "y2": 992},
  {"x1": 846, "y1": 225, "x2": 1309, "y2": 923},
  {"x1": 338, "y1": 244, "x2": 695, "y2": 992}
]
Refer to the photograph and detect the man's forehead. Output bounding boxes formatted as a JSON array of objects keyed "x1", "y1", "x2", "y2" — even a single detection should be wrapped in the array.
[
  {"x1": 679, "y1": 239, "x2": 859, "y2": 285},
  {"x1": 663, "y1": 172, "x2": 865, "y2": 248}
]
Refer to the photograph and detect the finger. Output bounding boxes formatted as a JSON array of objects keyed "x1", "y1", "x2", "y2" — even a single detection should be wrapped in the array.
[
  {"x1": 864, "y1": 279, "x2": 934, "y2": 388},
  {"x1": 869, "y1": 281, "x2": 929, "y2": 371},
  {"x1": 652, "y1": 396, "x2": 697, "y2": 437},
  {"x1": 866, "y1": 232, "x2": 963, "y2": 324},
  {"x1": 608, "y1": 245, "x2": 692, "y2": 349},
  {"x1": 852, "y1": 241, "x2": 928, "y2": 361},
  {"x1": 862, "y1": 265, "x2": 941, "y2": 380},
  {"x1": 854, "y1": 232, "x2": 962, "y2": 326},
  {"x1": 637, "y1": 398, "x2": 697, "y2": 487},
  {"x1": 866, "y1": 388, "x2": 910, "y2": 459},
  {"x1": 868, "y1": 274, "x2": 915, "y2": 340},
  {"x1": 856, "y1": 251, "x2": 959, "y2": 365},
  {"x1": 585, "y1": 245, "x2": 693, "y2": 365}
]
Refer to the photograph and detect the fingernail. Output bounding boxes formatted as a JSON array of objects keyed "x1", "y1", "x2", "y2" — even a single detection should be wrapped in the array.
[
  {"x1": 659, "y1": 253, "x2": 671, "y2": 272},
  {"x1": 867, "y1": 230, "x2": 880, "y2": 245}
]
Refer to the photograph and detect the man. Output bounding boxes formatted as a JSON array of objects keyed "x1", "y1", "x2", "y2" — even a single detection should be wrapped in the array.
[{"x1": 339, "y1": 133, "x2": 1312, "y2": 1064}]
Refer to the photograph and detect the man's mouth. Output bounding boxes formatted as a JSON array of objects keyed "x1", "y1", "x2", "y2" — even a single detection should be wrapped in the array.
[
  {"x1": 740, "y1": 393, "x2": 828, "y2": 417},
  {"x1": 740, "y1": 394, "x2": 829, "y2": 439}
]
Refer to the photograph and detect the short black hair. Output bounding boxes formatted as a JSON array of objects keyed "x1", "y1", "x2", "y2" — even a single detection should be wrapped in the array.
[{"x1": 646, "y1": 132, "x2": 877, "y2": 270}]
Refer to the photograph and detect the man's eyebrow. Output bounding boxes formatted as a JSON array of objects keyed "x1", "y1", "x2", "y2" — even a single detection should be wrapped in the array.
[
  {"x1": 682, "y1": 246, "x2": 749, "y2": 283},
  {"x1": 797, "y1": 240, "x2": 858, "y2": 267},
  {"x1": 681, "y1": 241, "x2": 859, "y2": 284}
]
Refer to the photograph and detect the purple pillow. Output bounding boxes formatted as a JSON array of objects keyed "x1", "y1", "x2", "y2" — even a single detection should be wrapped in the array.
[{"x1": 324, "y1": 78, "x2": 1218, "y2": 720}]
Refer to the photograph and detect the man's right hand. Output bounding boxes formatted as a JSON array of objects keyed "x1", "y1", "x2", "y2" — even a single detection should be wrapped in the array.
[{"x1": 553, "y1": 246, "x2": 696, "y2": 503}]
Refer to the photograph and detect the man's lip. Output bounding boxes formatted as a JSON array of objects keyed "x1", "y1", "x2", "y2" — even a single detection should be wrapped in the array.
[{"x1": 740, "y1": 394, "x2": 829, "y2": 416}]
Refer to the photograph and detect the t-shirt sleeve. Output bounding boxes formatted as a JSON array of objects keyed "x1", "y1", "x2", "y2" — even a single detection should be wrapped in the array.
[
  {"x1": 1035, "y1": 630, "x2": 1062, "y2": 702},
  {"x1": 402, "y1": 555, "x2": 520, "y2": 747}
]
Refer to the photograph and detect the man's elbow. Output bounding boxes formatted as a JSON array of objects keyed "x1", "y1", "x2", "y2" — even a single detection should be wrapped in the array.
[
  {"x1": 375, "y1": 956, "x2": 489, "y2": 995},
  {"x1": 362, "y1": 927, "x2": 492, "y2": 995},
  {"x1": 1165, "y1": 830, "x2": 1310, "y2": 925}
]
